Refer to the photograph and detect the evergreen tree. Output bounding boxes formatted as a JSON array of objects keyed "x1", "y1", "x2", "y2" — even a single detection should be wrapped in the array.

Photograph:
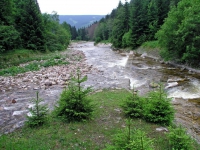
[
  {"x1": 20, "y1": 0, "x2": 46, "y2": 51},
  {"x1": 111, "y1": 3, "x2": 129, "y2": 48},
  {"x1": 54, "y1": 70, "x2": 94, "y2": 122},
  {"x1": 146, "y1": 0, "x2": 159, "y2": 40},
  {"x1": 0, "y1": 0, "x2": 13, "y2": 25},
  {"x1": 129, "y1": 0, "x2": 148, "y2": 48},
  {"x1": 156, "y1": 0, "x2": 200, "y2": 66},
  {"x1": 156, "y1": 0, "x2": 171, "y2": 27}
]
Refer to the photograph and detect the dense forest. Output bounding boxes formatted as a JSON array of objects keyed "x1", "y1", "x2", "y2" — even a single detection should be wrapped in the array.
[
  {"x1": 94, "y1": 0, "x2": 200, "y2": 66},
  {"x1": 1, "y1": 0, "x2": 200, "y2": 66},
  {"x1": 0, "y1": 0, "x2": 74, "y2": 53}
]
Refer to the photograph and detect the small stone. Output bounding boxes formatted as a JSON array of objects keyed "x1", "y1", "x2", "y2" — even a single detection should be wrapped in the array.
[
  {"x1": 22, "y1": 78, "x2": 29, "y2": 82},
  {"x1": 33, "y1": 86, "x2": 40, "y2": 90},
  {"x1": 12, "y1": 111, "x2": 27, "y2": 116},
  {"x1": 45, "y1": 82, "x2": 52, "y2": 86},
  {"x1": 156, "y1": 127, "x2": 168, "y2": 132},
  {"x1": 12, "y1": 99, "x2": 16, "y2": 104},
  {"x1": 165, "y1": 82, "x2": 178, "y2": 89},
  {"x1": 149, "y1": 82, "x2": 159, "y2": 88}
]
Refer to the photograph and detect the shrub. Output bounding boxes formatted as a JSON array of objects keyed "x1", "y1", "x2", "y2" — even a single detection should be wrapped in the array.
[
  {"x1": 26, "y1": 92, "x2": 48, "y2": 127},
  {"x1": 144, "y1": 86, "x2": 174, "y2": 126},
  {"x1": 53, "y1": 70, "x2": 94, "y2": 122},
  {"x1": 168, "y1": 126, "x2": 193, "y2": 150},
  {"x1": 105, "y1": 120, "x2": 154, "y2": 150},
  {"x1": 121, "y1": 90, "x2": 144, "y2": 118}
]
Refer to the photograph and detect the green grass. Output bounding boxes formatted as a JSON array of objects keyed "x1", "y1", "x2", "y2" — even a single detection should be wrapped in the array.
[
  {"x1": 141, "y1": 41, "x2": 160, "y2": 49},
  {"x1": 0, "y1": 49, "x2": 69, "y2": 76},
  {"x1": 0, "y1": 89, "x2": 199, "y2": 150}
]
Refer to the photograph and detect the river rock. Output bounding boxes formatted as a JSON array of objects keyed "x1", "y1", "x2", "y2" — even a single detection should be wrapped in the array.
[
  {"x1": 156, "y1": 127, "x2": 168, "y2": 132},
  {"x1": 120, "y1": 53, "x2": 127, "y2": 56},
  {"x1": 165, "y1": 82, "x2": 178, "y2": 89},
  {"x1": 141, "y1": 53, "x2": 147, "y2": 58},
  {"x1": 193, "y1": 112, "x2": 200, "y2": 120},
  {"x1": 149, "y1": 82, "x2": 159, "y2": 88},
  {"x1": 45, "y1": 81, "x2": 52, "y2": 86},
  {"x1": 12, "y1": 110, "x2": 27, "y2": 116},
  {"x1": 167, "y1": 78, "x2": 188, "y2": 83}
]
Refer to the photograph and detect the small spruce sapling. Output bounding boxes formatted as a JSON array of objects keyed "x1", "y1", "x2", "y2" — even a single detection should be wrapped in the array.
[
  {"x1": 144, "y1": 85, "x2": 174, "y2": 126},
  {"x1": 104, "y1": 119, "x2": 154, "y2": 150},
  {"x1": 121, "y1": 89, "x2": 144, "y2": 118},
  {"x1": 54, "y1": 69, "x2": 94, "y2": 122},
  {"x1": 168, "y1": 126, "x2": 193, "y2": 150},
  {"x1": 26, "y1": 91, "x2": 48, "y2": 127}
]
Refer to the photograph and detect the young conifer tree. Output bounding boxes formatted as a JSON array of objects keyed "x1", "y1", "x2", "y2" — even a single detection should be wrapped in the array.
[
  {"x1": 26, "y1": 91, "x2": 48, "y2": 127},
  {"x1": 54, "y1": 69, "x2": 94, "y2": 122}
]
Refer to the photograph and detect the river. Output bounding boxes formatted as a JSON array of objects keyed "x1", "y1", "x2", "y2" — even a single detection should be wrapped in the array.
[
  {"x1": 1, "y1": 41, "x2": 200, "y2": 143},
  {"x1": 74, "y1": 42, "x2": 200, "y2": 143}
]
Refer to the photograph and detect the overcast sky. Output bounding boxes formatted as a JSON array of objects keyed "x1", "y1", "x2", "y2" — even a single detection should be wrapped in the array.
[{"x1": 37, "y1": 0, "x2": 130, "y2": 15}]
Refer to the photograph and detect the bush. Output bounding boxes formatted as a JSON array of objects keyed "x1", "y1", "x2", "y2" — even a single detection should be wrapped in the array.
[
  {"x1": 144, "y1": 86, "x2": 174, "y2": 126},
  {"x1": 53, "y1": 70, "x2": 94, "y2": 122},
  {"x1": 168, "y1": 126, "x2": 193, "y2": 150},
  {"x1": 105, "y1": 120, "x2": 154, "y2": 150},
  {"x1": 121, "y1": 90, "x2": 144, "y2": 118},
  {"x1": 26, "y1": 92, "x2": 48, "y2": 127}
]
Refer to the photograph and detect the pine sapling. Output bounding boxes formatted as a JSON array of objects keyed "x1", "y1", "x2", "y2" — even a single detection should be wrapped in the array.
[{"x1": 26, "y1": 91, "x2": 48, "y2": 127}]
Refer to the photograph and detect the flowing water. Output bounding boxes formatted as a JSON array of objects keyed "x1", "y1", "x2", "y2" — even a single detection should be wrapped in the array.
[
  {"x1": 1, "y1": 41, "x2": 200, "y2": 143},
  {"x1": 74, "y1": 42, "x2": 200, "y2": 143}
]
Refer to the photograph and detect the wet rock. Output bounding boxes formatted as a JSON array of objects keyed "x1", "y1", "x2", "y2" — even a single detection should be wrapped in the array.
[
  {"x1": 165, "y1": 82, "x2": 178, "y2": 89},
  {"x1": 193, "y1": 112, "x2": 200, "y2": 120},
  {"x1": 12, "y1": 111, "x2": 27, "y2": 116},
  {"x1": 188, "y1": 98, "x2": 200, "y2": 104},
  {"x1": 167, "y1": 78, "x2": 188, "y2": 83},
  {"x1": 13, "y1": 121, "x2": 25, "y2": 129},
  {"x1": 149, "y1": 82, "x2": 159, "y2": 88},
  {"x1": 193, "y1": 125, "x2": 200, "y2": 134},
  {"x1": 156, "y1": 127, "x2": 168, "y2": 132},
  {"x1": 22, "y1": 78, "x2": 29, "y2": 82},
  {"x1": 120, "y1": 53, "x2": 127, "y2": 56},
  {"x1": 12, "y1": 99, "x2": 17, "y2": 104},
  {"x1": 141, "y1": 53, "x2": 147, "y2": 58},
  {"x1": 45, "y1": 81, "x2": 52, "y2": 86},
  {"x1": 33, "y1": 86, "x2": 40, "y2": 90}
]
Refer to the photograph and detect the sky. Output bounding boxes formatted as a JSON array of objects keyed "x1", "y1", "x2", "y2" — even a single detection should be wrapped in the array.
[{"x1": 37, "y1": 0, "x2": 130, "y2": 15}]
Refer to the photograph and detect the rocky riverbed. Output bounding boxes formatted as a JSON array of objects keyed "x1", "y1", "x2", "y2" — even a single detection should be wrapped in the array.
[
  {"x1": 0, "y1": 47, "x2": 100, "y2": 134},
  {"x1": 1, "y1": 41, "x2": 200, "y2": 144}
]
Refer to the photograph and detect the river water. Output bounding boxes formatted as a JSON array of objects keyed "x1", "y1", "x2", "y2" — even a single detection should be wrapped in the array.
[
  {"x1": 74, "y1": 42, "x2": 200, "y2": 143},
  {"x1": 1, "y1": 41, "x2": 200, "y2": 143}
]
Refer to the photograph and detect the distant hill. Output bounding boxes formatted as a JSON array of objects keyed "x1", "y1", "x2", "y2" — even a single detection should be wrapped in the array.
[{"x1": 59, "y1": 15, "x2": 104, "y2": 29}]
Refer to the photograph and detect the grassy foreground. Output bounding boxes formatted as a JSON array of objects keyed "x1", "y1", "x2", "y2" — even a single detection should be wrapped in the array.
[{"x1": 1, "y1": 89, "x2": 199, "y2": 150}]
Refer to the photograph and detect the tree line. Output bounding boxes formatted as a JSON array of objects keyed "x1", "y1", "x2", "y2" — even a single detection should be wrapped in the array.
[
  {"x1": 94, "y1": 0, "x2": 200, "y2": 66},
  {"x1": 0, "y1": 0, "x2": 74, "y2": 53}
]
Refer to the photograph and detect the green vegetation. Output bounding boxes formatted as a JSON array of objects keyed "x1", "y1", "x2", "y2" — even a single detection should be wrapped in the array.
[
  {"x1": 0, "y1": 89, "x2": 199, "y2": 150},
  {"x1": 122, "y1": 86, "x2": 174, "y2": 126},
  {"x1": 0, "y1": 0, "x2": 72, "y2": 53},
  {"x1": 156, "y1": 0, "x2": 200, "y2": 66},
  {"x1": 53, "y1": 70, "x2": 94, "y2": 122},
  {"x1": 141, "y1": 41, "x2": 160, "y2": 49},
  {"x1": 0, "y1": 48, "x2": 70, "y2": 76},
  {"x1": 92, "y1": 0, "x2": 200, "y2": 67},
  {"x1": 168, "y1": 126, "x2": 193, "y2": 150},
  {"x1": 94, "y1": 0, "x2": 176, "y2": 48},
  {"x1": 26, "y1": 92, "x2": 48, "y2": 127}
]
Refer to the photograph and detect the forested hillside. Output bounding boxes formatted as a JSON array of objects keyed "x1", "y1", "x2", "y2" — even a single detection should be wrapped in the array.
[
  {"x1": 94, "y1": 0, "x2": 200, "y2": 66},
  {"x1": 0, "y1": 0, "x2": 72, "y2": 53}
]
